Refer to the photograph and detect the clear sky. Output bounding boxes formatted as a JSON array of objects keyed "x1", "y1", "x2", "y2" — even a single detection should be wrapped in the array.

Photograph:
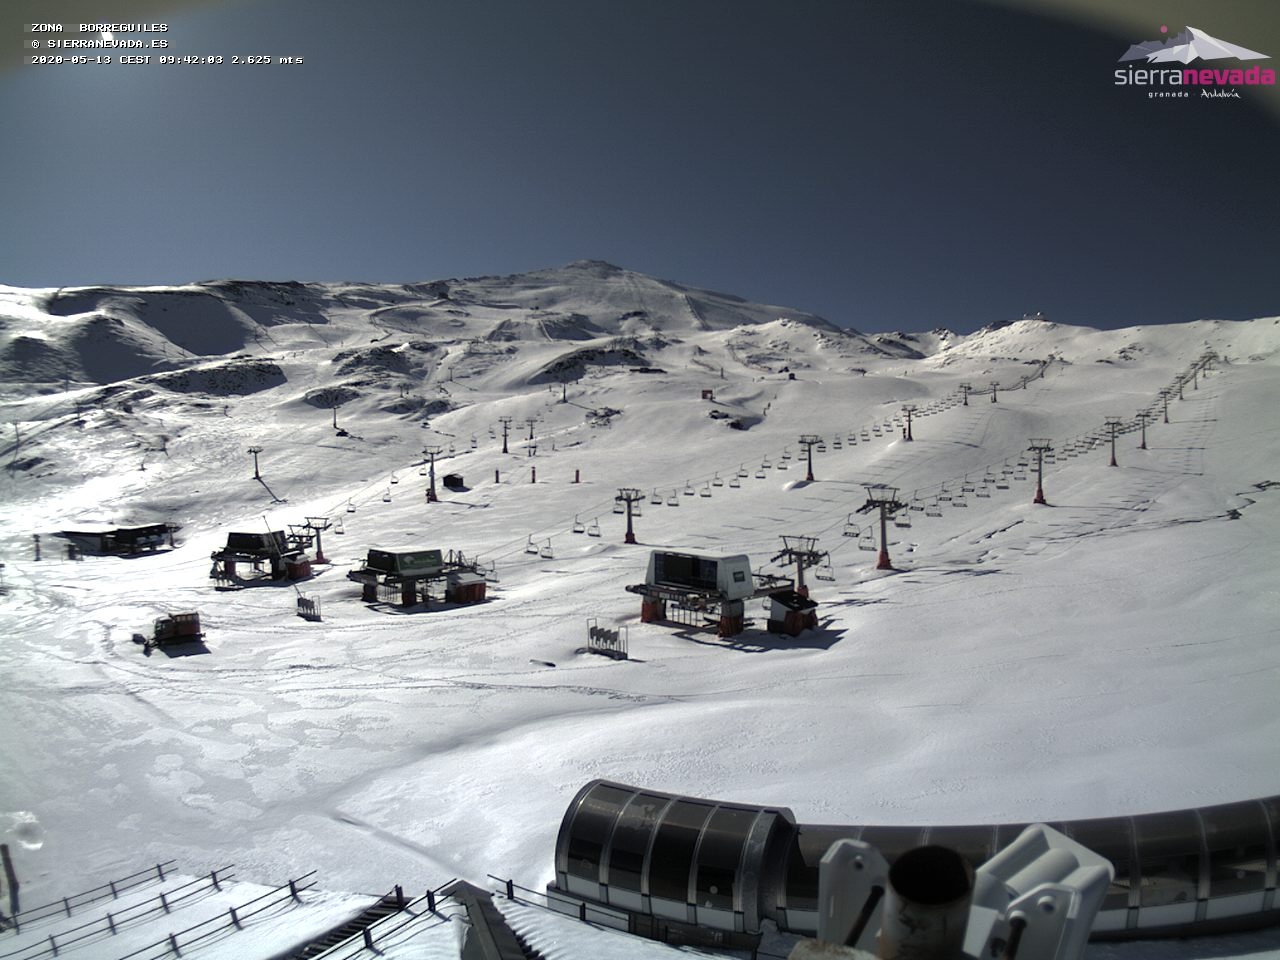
[{"x1": 3, "y1": 0, "x2": 1278, "y2": 333}]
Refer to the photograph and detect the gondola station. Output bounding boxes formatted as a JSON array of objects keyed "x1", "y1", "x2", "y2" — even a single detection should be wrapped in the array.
[
  {"x1": 626, "y1": 550, "x2": 808, "y2": 638},
  {"x1": 347, "y1": 547, "x2": 489, "y2": 608}
]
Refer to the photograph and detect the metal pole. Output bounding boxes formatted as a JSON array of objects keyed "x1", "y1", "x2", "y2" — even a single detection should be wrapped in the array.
[
  {"x1": 877, "y1": 505, "x2": 891, "y2": 571},
  {"x1": 625, "y1": 500, "x2": 636, "y2": 544},
  {"x1": 877, "y1": 845, "x2": 973, "y2": 960}
]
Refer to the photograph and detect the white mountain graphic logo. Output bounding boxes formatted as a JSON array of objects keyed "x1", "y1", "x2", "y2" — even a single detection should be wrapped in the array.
[{"x1": 1118, "y1": 26, "x2": 1269, "y2": 64}]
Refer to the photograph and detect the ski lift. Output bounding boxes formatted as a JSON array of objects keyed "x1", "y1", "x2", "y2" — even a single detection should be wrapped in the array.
[
  {"x1": 382, "y1": 488, "x2": 391, "y2": 502},
  {"x1": 448, "y1": 443, "x2": 456, "y2": 455},
  {"x1": 755, "y1": 467, "x2": 766, "y2": 479},
  {"x1": 925, "y1": 500, "x2": 943, "y2": 518},
  {"x1": 613, "y1": 501, "x2": 625, "y2": 514},
  {"x1": 488, "y1": 427, "x2": 496, "y2": 438},
  {"x1": 893, "y1": 513, "x2": 912, "y2": 529},
  {"x1": 832, "y1": 438, "x2": 843, "y2": 449},
  {"x1": 667, "y1": 490, "x2": 679, "y2": 507},
  {"x1": 682, "y1": 481, "x2": 695, "y2": 496},
  {"x1": 761, "y1": 458, "x2": 772, "y2": 469},
  {"x1": 699, "y1": 484, "x2": 712, "y2": 498},
  {"x1": 857, "y1": 531, "x2": 877, "y2": 552},
  {"x1": 953, "y1": 496, "x2": 969, "y2": 508},
  {"x1": 976, "y1": 486, "x2": 992, "y2": 498},
  {"x1": 525, "y1": 536, "x2": 539, "y2": 554},
  {"x1": 996, "y1": 479, "x2": 1010, "y2": 490},
  {"x1": 848, "y1": 434, "x2": 858, "y2": 444},
  {"x1": 650, "y1": 489, "x2": 663, "y2": 505},
  {"x1": 587, "y1": 519, "x2": 602, "y2": 537},
  {"x1": 737, "y1": 463, "x2": 749, "y2": 478},
  {"x1": 843, "y1": 514, "x2": 860, "y2": 537},
  {"x1": 632, "y1": 502, "x2": 642, "y2": 518},
  {"x1": 816, "y1": 443, "x2": 827, "y2": 453},
  {"x1": 712, "y1": 473, "x2": 724, "y2": 487},
  {"x1": 470, "y1": 435, "x2": 478, "y2": 449},
  {"x1": 346, "y1": 499, "x2": 356, "y2": 513},
  {"x1": 1015, "y1": 472, "x2": 1028, "y2": 481},
  {"x1": 390, "y1": 472, "x2": 399, "y2": 484},
  {"x1": 814, "y1": 558, "x2": 835, "y2": 582},
  {"x1": 572, "y1": 515, "x2": 585, "y2": 534},
  {"x1": 776, "y1": 459, "x2": 789, "y2": 471},
  {"x1": 419, "y1": 466, "x2": 428, "y2": 476},
  {"x1": 938, "y1": 485, "x2": 953, "y2": 502},
  {"x1": 540, "y1": 540, "x2": 554, "y2": 559},
  {"x1": 961, "y1": 478, "x2": 976, "y2": 493},
  {"x1": 781, "y1": 447, "x2": 792, "y2": 461},
  {"x1": 729, "y1": 477, "x2": 741, "y2": 489},
  {"x1": 334, "y1": 518, "x2": 345, "y2": 534},
  {"x1": 872, "y1": 426, "x2": 882, "y2": 435},
  {"x1": 860, "y1": 431, "x2": 870, "y2": 440},
  {"x1": 910, "y1": 500, "x2": 925, "y2": 512}
]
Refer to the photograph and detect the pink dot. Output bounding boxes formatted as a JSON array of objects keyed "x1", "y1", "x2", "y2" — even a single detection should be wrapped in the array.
[{"x1": 1160, "y1": 24, "x2": 1168, "y2": 33}]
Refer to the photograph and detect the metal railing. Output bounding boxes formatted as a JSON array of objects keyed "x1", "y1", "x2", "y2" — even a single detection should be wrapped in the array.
[
  {"x1": 306, "y1": 879, "x2": 461, "y2": 959},
  {"x1": 0, "y1": 869, "x2": 233, "y2": 960},
  {"x1": 2, "y1": 862, "x2": 178, "y2": 934}
]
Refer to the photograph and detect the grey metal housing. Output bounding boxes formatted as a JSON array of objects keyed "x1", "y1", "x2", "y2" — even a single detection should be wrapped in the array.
[{"x1": 551, "y1": 780, "x2": 1280, "y2": 941}]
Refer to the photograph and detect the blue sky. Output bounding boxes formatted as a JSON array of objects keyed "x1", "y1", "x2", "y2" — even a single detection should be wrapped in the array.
[{"x1": 2, "y1": 0, "x2": 1277, "y2": 333}]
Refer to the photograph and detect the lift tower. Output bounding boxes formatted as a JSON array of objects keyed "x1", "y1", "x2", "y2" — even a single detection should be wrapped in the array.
[
  {"x1": 901, "y1": 405, "x2": 916, "y2": 441},
  {"x1": 1028, "y1": 439, "x2": 1052, "y2": 505},
  {"x1": 798, "y1": 435, "x2": 823, "y2": 482},
  {"x1": 857, "y1": 484, "x2": 907, "y2": 571},
  {"x1": 1104, "y1": 418, "x2": 1122, "y2": 467},
  {"x1": 615, "y1": 488, "x2": 644, "y2": 544}
]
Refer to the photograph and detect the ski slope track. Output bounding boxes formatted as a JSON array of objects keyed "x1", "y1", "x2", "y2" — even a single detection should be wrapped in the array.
[{"x1": 0, "y1": 263, "x2": 1277, "y2": 959}]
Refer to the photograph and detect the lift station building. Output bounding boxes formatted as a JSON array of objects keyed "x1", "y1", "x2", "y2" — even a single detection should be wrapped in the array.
[
  {"x1": 627, "y1": 550, "x2": 798, "y2": 637},
  {"x1": 347, "y1": 547, "x2": 488, "y2": 607}
]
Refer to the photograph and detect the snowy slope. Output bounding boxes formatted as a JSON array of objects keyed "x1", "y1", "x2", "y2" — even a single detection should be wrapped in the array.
[{"x1": 1, "y1": 265, "x2": 1278, "y2": 959}]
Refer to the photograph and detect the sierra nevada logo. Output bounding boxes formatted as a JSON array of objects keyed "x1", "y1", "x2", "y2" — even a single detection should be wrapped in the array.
[{"x1": 1114, "y1": 25, "x2": 1274, "y2": 99}]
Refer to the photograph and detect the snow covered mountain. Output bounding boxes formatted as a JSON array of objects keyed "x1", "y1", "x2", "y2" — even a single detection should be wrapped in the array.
[
  {"x1": 1, "y1": 263, "x2": 1279, "y2": 959},
  {"x1": 1118, "y1": 25, "x2": 1270, "y2": 64}
]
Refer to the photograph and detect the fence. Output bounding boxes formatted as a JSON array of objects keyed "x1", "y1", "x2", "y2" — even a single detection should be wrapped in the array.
[
  {"x1": 304, "y1": 879, "x2": 461, "y2": 960},
  {"x1": 296, "y1": 597, "x2": 321, "y2": 622},
  {"x1": 0, "y1": 868, "x2": 234, "y2": 960},
  {"x1": 110, "y1": 871, "x2": 318, "y2": 960},
  {"x1": 2, "y1": 862, "x2": 178, "y2": 935},
  {"x1": 585, "y1": 620, "x2": 628, "y2": 660},
  {"x1": 484, "y1": 875, "x2": 630, "y2": 933}
]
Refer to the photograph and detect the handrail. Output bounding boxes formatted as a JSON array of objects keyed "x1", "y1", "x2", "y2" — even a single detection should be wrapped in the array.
[
  {"x1": 111, "y1": 872, "x2": 318, "y2": 960},
  {"x1": 300, "y1": 881, "x2": 463, "y2": 960},
  {"x1": 485, "y1": 874, "x2": 629, "y2": 929},
  {"x1": 3, "y1": 862, "x2": 178, "y2": 932},
  {"x1": 0, "y1": 869, "x2": 233, "y2": 960}
]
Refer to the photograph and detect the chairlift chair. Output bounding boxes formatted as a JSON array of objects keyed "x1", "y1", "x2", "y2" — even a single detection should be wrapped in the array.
[
  {"x1": 448, "y1": 443, "x2": 456, "y2": 455},
  {"x1": 961, "y1": 478, "x2": 976, "y2": 493},
  {"x1": 632, "y1": 502, "x2": 642, "y2": 518},
  {"x1": 925, "y1": 499, "x2": 943, "y2": 518},
  {"x1": 953, "y1": 496, "x2": 969, "y2": 508},
  {"x1": 471, "y1": 435, "x2": 478, "y2": 449},
  {"x1": 572, "y1": 515, "x2": 586, "y2": 534},
  {"x1": 777, "y1": 459, "x2": 789, "y2": 471},
  {"x1": 683, "y1": 481, "x2": 695, "y2": 496},
  {"x1": 667, "y1": 490, "x2": 679, "y2": 507},
  {"x1": 817, "y1": 443, "x2": 827, "y2": 453},
  {"x1": 699, "y1": 484, "x2": 712, "y2": 498},
  {"x1": 390, "y1": 473, "x2": 399, "y2": 484},
  {"x1": 419, "y1": 466, "x2": 429, "y2": 476},
  {"x1": 761, "y1": 458, "x2": 772, "y2": 469},
  {"x1": 843, "y1": 515, "x2": 860, "y2": 537},
  {"x1": 729, "y1": 476, "x2": 741, "y2": 488},
  {"x1": 976, "y1": 486, "x2": 992, "y2": 498},
  {"x1": 525, "y1": 536, "x2": 539, "y2": 554},
  {"x1": 893, "y1": 512, "x2": 912, "y2": 529},
  {"x1": 587, "y1": 519, "x2": 602, "y2": 537},
  {"x1": 833, "y1": 438, "x2": 842, "y2": 449},
  {"x1": 346, "y1": 499, "x2": 356, "y2": 513},
  {"x1": 814, "y1": 558, "x2": 835, "y2": 582},
  {"x1": 540, "y1": 541, "x2": 554, "y2": 559},
  {"x1": 613, "y1": 501, "x2": 625, "y2": 514},
  {"x1": 650, "y1": 488, "x2": 663, "y2": 505},
  {"x1": 737, "y1": 463, "x2": 749, "y2": 478},
  {"x1": 382, "y1": 488, "x2": 391, "y2": 502},
  {"x1": 755, "y1": 468, "x2": 766, "y2": 479},
  {"x1": 996, "y1": 479, "x2": 1010, "y2": 490},
  {"x1": 857, "y1": 531, "x2": 877, "y2": 552},
  {"x1": 938, "y1": 485, "x2": 953, "y2": 502},
  {"x1": 334, "y1": 518, "x2": 345, "y2": 534},
  {"x1": 781, "y1": 447, "x2": 792, "y2": 460},
  {"x1": 712, "y1": 473, "x2": 724, "y2": 487}
]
